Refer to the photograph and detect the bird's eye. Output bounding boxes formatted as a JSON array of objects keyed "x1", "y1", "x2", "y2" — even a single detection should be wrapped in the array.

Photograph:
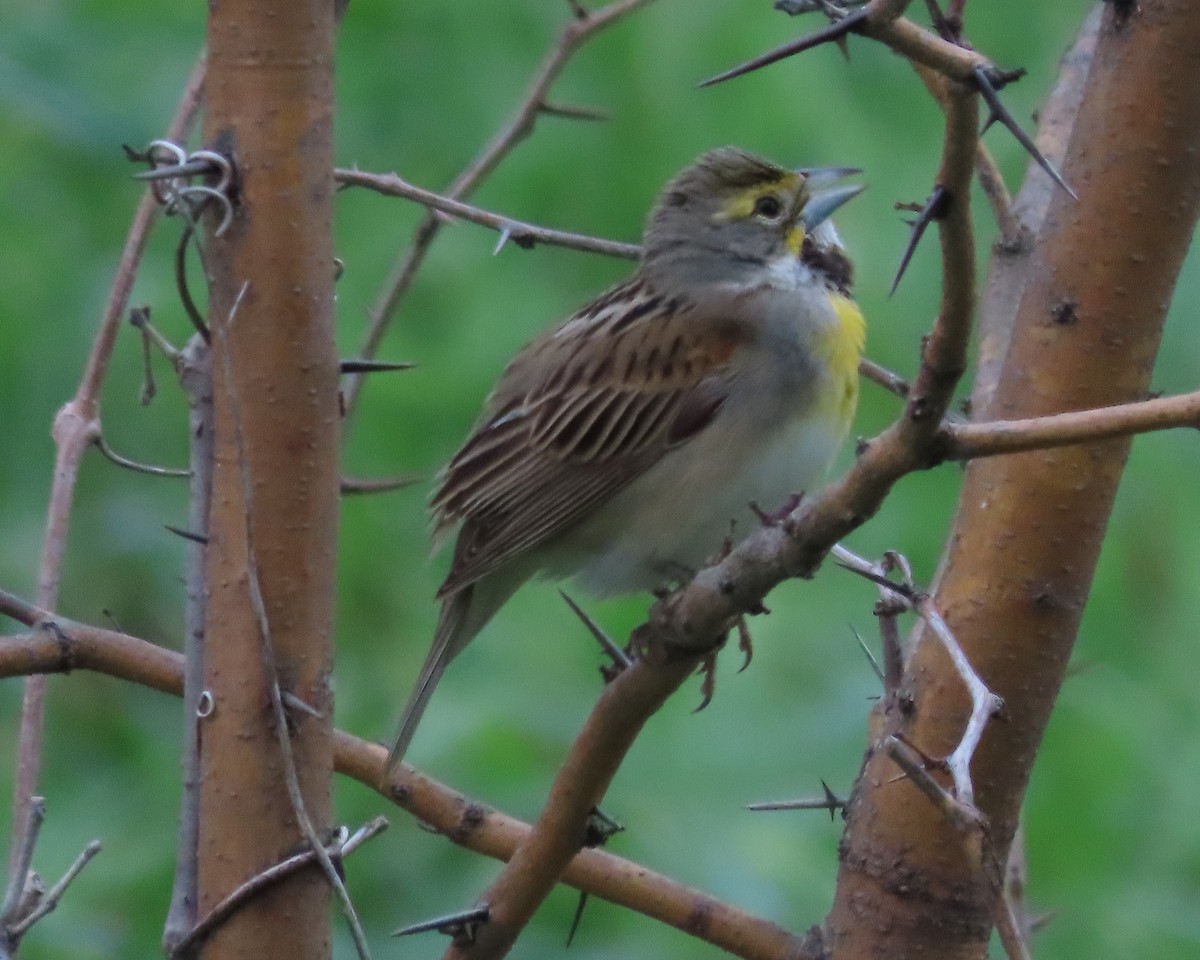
[{"x1": 753, "y1": 195, "x2": 784, "y2": 220}]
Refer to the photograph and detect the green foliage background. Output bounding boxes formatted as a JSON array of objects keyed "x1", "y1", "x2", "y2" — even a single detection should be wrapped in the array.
[{"x1": 1, "y1": 1, "x2": 1198, "y2": 957}]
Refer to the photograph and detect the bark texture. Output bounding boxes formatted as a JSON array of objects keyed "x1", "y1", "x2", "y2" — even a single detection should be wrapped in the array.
[
  {"x1": 826, "y1": 3, "x2": 1200, "y2": 957},
  {"x1": 198, "y1": 1, "x2": 339, "y2": 957}
]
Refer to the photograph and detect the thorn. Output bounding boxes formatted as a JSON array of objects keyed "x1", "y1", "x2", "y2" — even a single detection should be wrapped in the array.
[
  {"x1": 972, "y1": 65, "x2": 1077, "y2": 200},
  {"x1": 559, "y1": 590, "x2": 633, "y2": 671},
  {"x1": 566, "y1": 891, "x2": 589, "y2": 947},
  {"x1": 773, "y1": 0, "x2": 816, "y2": 12},
  {"x1": 833, "y1": 559, "x2": 919, "y2": 600},
  {"x1": 339, "y1": 474, "x2": 422, "y2": 495},
  {"x1": 890, "y1": 185, "x2": 950, "y2": 296},
  {"x1": 1029, "y1": 909, "x2": 1059, "y2": 933},
  {"x1": 338, "y1": 358, "x2": 416, "y2": 374},
  {"x1": 493, "y1": 227, "x2": 512, "y2": 255},
  {"x1": 131, "y1": 158, "x2": 214, "y2": 181},
  {"x1": 538, "y1": 100, "x2": 610, "y2": 122},
  {"x1": 820, "y1": 779, "x2": 844, "y2": 821},
  {"x1": 392, "y1": 905, "x2": 490, "y2": 942},
  {"x1": 282, "y1": 691, "x2": 323, "y2": 720},
  {"x1": 850, "y1": 625, "x2": 884, "y2": 683},
  {"x1": 165, "y1": 525, "x2": 208, "y2": 544},
  {"x1": 747, "y1": 780, "x2": 845, "y2": 819},
  {"x1": 699, "y1": 7, "x2": 869, "y2": 87},
  {"x1": 583, "y1": 807, "x2": 625, "y2": 847}
]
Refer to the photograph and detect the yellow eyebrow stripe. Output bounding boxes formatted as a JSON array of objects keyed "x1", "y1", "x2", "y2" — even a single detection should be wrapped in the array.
[{"x1": 713, "y1": 174, "x2": 802, "y2": 221}]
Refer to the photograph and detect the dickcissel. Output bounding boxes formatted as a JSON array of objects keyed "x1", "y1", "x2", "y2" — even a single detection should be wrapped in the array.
[{"x1": 388, "y1": 147, "x2": 864, "y2": 768}]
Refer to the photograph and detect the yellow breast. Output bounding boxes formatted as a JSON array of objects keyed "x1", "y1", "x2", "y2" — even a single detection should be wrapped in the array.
[{"x1": 817, "y1": 292, "x2": 865, "y2": 426}]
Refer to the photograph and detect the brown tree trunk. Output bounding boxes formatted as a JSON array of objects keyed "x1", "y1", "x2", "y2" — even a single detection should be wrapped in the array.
[
  {"x1": 826, "y1": 3, "x2": 1200, "y2": 957},
  {"x1": 197, "y1": 1, "x2": 339, "y2": 957}
]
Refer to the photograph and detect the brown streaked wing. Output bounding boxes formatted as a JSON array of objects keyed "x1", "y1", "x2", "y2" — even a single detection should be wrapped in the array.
[{"x1": 432, "y1": 278, "x2": 747, "y2": 596}]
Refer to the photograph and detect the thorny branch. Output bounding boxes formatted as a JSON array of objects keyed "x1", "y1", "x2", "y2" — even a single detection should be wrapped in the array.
[
  {"x1": 170, "y1": 817, "x2": 388, "y2": 958},
  {"x1": 4, "y1": 47, "x2": 205, "y2": 934},
  {"x1": 343, "y1": 0, "x2": 659, "y2": 416},
  {"x1": 335, "y1": 169, "x2": 641, "y2": 260},
  {"x1": 433, "y1": 70, "x2": 982, "y2": 960},
  {"x1": 0, "y1": 796, "x2": 102, "y2": 957},
  {"x1": 213, "y1": 286, "x2": 371, "y2": 959},
  {"x1": 0, "y1": 602, "x2": 806, "y2": 960},
  {"x1": 338, "y1": 169, "x2": 915, "y2": 401}
]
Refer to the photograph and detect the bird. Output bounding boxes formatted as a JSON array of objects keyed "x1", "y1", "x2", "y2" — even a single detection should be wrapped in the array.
[{"x1": 387, "y1": 146, "x2": 865, "y2": 769}]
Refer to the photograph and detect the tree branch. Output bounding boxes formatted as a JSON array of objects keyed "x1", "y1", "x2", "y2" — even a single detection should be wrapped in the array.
[
  {"x1": 5, "y1": 43, "x2": 204, "y2": 903},
  {"x1": 941, "y1": 390, "x2": 1200, "y2": 461},
  {"x1": 335, "y1": 169, "x2": 641, "y2": 260},
  {"x1": 436, "y1": 53, "x2": 981, "y2": 960},
  {"x1": 198, "y1": 0, "x2": 340, "y2": 955},
  {"x1": 0, "y1": 602, "x2": 809, "y2": 960},
  {"x1": 826, "y1": 4, "x2": 1200, "y2": 957},
  {"x1": 344, "y1": 0, "x2": 658, "y2": 416}
]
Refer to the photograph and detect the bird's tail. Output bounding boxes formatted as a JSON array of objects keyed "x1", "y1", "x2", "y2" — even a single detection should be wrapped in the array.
[
  {"x1": 384, "y1": 569, "x2": 524, "y2": 777},
  {"x1": 385, "y1": 588, "x2": 473, "y2": 776}
]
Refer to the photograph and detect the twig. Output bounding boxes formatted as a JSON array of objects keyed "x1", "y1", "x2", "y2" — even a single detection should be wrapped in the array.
[
  {"x1": 974, "y1": 143, "x2": 1023, "y2": 251},
  {"x1": 883, "y1": 736, "x2": 981, "y2": 832},
  {"x1": 213, "y1": 285, "x2": 371, "y2": 960},
  {"x1": 335, "y1": 169, "x2": 640, "y2": 260},
  {"x1": 339, "y1": 474, "x2": 422, "y2": 496},
  {"x1": 703, "y1": 1, "x2": 982, "y2": 89},
  {"x1": 7, "y1": 840, "x2": 102, "y2": 939},
  {"x1": 832, "y1": 544, "x2": 1002, "y2": 805},
  {"x1": 918, "y1": 603, "x2": 1002, "y2": 805},
  {"x1": 995, "y1": 826, "x2": 1036, "y2": 960},
  {"x1": 0, "y1": 798, "x2": 44, "y2": 925},
  {"x1": 859, "y1": 357, "x2": 910, "y2": 399},
  {"x1": 170, "y1": 817, "x2": 388, "y2": 958},
  {"x1": 162, "y1": 334, "x2": 214, "y2": 953},
  {"x1": 0, "y1": 604, "x2": 810, "y2": 960},
  {"x1": 344, "y1": 0, "x2": 658, "y2": 417},
  {"x1": 939, "y1": 390, "x2": 1200, "y2": 460},
  {"x1": 6, "y1": 45, "x2": 204, "y2": 888},
  {"x1": 93, "y1": 435, "x2": 189, "y2": 479}
]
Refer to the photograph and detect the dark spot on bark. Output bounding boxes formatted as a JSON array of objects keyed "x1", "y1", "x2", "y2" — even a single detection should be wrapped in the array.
[
  {"x1": 908, "y1": 395, "x2": 932, "y2": 421},
  {"x1": 1050, "y1": 299, "x2": 1078, "y2": 326},
  {"x1": 1109, "y1": 0, "x2": 1137, "y2": 25},
  {"x1": 450, "y1": 802, "x2": 487, "y2": 842}
]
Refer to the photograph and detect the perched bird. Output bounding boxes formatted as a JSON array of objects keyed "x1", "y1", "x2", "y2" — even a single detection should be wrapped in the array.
[{"x1": 388, "y1": 147, "x2": 865, "y2": 768}]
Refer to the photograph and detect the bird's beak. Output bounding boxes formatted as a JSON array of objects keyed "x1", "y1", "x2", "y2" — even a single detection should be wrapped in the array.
[{"x1": 796, "y1": 167, "x2": 865, "y2": 230}]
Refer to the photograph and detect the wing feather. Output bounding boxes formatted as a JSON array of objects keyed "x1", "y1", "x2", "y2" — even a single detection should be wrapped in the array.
[{"x1": 433, "y1": 275, "x2": 748, "y2": 595}]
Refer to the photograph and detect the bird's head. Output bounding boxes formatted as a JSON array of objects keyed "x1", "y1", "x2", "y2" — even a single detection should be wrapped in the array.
[{"x1": 643, "y1": 146, "x2": 863, "y2": 293}]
